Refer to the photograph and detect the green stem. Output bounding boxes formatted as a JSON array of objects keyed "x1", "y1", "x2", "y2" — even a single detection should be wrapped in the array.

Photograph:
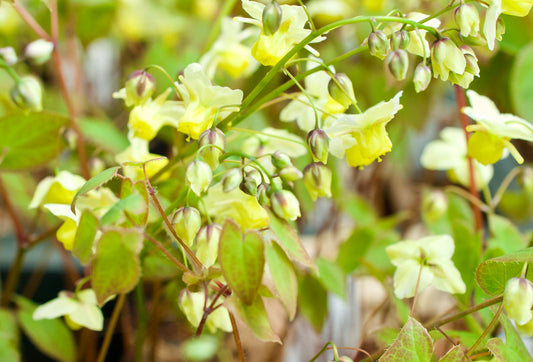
[
  {"x1": 310, "y1": 341, "x2": 335, "y2": 362},
  {"x1": 96, "y1": 293, "x2": 126, "y2": 362},
  {"x1": 219, "y1": 151, "x2": 277, "y2": 187},
  {"x1": 282, "y1": 68, "x2": 320, "y2": 128},
  {"x1": 491, "y1": 166, "x2": 521, "y2": 210},
  {"x1": 467, "y1": 301, "x2": 504, "y2": 356},
  {"x1": 1, "y1": 248, "x2": 26, "y2": 307},
  {"x1": 203, "y1": 0, "x2": 239, "y2": 52},
  {"x1": 143, "y1": 232, "x2": 190, "y2": 273},
  {"x1": 144, "y1": 64, "x2": 182, "y2": 98}
]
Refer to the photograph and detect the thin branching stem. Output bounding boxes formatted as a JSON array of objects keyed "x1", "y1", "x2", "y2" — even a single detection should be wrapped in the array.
[{"x1": 97, "y1": 294, "x2": 127, "y2": 362}]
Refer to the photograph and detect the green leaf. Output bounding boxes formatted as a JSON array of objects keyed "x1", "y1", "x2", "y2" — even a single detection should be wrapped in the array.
[
  {"x1": 438, "y1": 345, "x2": 470, "y2": 362},
  {"x1": 486, "y1": 315, "x2": 533, "y2": 362},
  {"x1": 315, "y1": 257, "x2": 346, "y2": 298},
  {"x1": 119, "y1": 179, "x2": 149, "y2": 226},
  {"x1": 380, "y1": 317, "x2": 433, "y2": 362},
  {"x1": 297, "y1": 273, "x2": 328, "y2": 331},
  {"x1": 79, "y1": 118, "x2": 128, "y2": 153},
  {"x1": 92, "y1": 229, "x2": 142, "y2": 304},
  {"x1": 71, "y1": 166, "x2": 120, "y2": 212},
  {"x1": 487, "y1": 214, "x2": 526, "y2": 254},
  {"x1": 267, "y1": 209, "x2": 315, "y2": 270},
  {"x1": 15, "y1": 296, "x2": 76, "y2": 362},
  {"x1": 452, "y1": 221, "x2": 481, "y2": 303},
  {"x1": 0, "y1": 308, "x2": 20, "y2": 362},
  {"x1": 219, "y1": 220, "x2": 264, "y2": 305},
  {"x1": 510, "y1": 42, "x2": 533, "y2": 122},
  {"x1": 336, "y1": 226, "x2": 375, "y2": 273},
  {"x1": 100, "y1": 193, "x2": 144, "y2": 226},
  {"x1": 265, "y1": 241, "x2": 297, "y2": 320},
  {"x1": 0, "y1": 112, "x2": 68, "y2": 170},
  {"x1": 73, "y1": 211, "x2": 98, "y2": 265},
  {"x1": 476, "y1": 248, "x2": 533, "y2": 295},
  {"x1": 226, "y1": 296, "x2": 280, "y2": 343}
]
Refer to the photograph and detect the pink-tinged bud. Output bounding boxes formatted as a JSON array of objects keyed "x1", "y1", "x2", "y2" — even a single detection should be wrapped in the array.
[
  {"x1": 240, "y1": 175, "x2": 258, "y2": 196},
  {"x1": 386, "y1": 49, "x2": 409, "y2": 81},
  {"x1": 10, "y1": 76, "x2": 42, "y2": 112},
  {"x1": 173, "y1": 207, "x2": 202, "y2": 247},
  {"x1": 504, "y1": 278, "x2": 533, "y2": 325},
  {"x1": 195, "y1": 223, "x2": 222, "y2": 268},
  {"x1": 198, "y1": 128, "x2": 225, "y2": 170},
  {"x1": 257, "y1": 183, "x2": 271, "y2": 206},
  {"x1": 262, "y1": 0, "x2": 282, "y2": 36},
  {"x1": 307, "y1": 129, "x2": 329, "y2": 164},
  {"x1": 125, "y1": 70, "x2": 156, "y2": 106},
  {"x1": 279, "y1": 165, "x2": 303, "y2": 183},
  {"x1": 186, "y1": 160, "x2": 213, "y2": 196},
  {"x1": 368, "y1": 30, "x2": 389, "y2": 59},
  {"x1": 390, "y1": 30, "x2": 410, "y2": 50},
  {"x1": 455, "y1": 4, "x2": 480, "y2": 38},
  {"x1": 303, "y1": 163, "x2": 332, "y2": 201},
  {"x1": 24, "y1": 39, "x2": 54, "y2": 65},
  {"x1": 222, "y1": 168, "x2": 243, "y2": 193},
  {"x1": 327, "y1": 73, "x2": 355, "y2": 110},
  {"x1": 413, "y1": 63, "x2": 432, "y2": 93},
  {"x1": 271, "y1": 151, "x2": 293, "y2": 170},
  {"x1": 271, "y1": 190, "x2": 301, "y2": 221}
]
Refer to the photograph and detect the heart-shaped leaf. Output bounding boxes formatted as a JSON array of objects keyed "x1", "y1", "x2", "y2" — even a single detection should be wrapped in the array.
[{"x1": 380, "y1": 317, "x2": 433, "y2": 362}]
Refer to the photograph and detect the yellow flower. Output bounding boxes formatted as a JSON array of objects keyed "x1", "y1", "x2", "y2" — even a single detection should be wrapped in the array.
[
  {"x1": 116, "y1": 136, "x2": 169, "y2": 181},
  {"x1": 239, "y1": 0, "x2": 322, "y2": 66},
  {"x1": 386, "y1": 235, "x2": 466, "y2": 299},
  {"x1": 29, "y1": 171, "x2": 86, "y2": 209},
  {"x1": 203, "y1": 183, "x2": 269, "y2": 230},
  {"x1": 176, "y1": 63, "x2": 243, "y2": 139},
  {"x1": 179, "y1": 290, "x2": 232, "y2": 333},
  {"x1": 484, "y1": 0, "x2": 533, "y2": 50},
  {"x1": 462, "y1": 90, "x2": 533, "y2": 164},
  {"x1": 326, "y1": 92, "x2": 403, "y2": 168},
  {"x1": 504, "y1": 278, "x2": 533, "y2": 326}
]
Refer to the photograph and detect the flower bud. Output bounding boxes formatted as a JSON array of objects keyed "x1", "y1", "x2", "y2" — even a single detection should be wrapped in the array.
[
  {"x1": 421, "y1": 190, "x2": 447, "y2": 223},
  {"x1": 368, "y1": 30, "x2": 389, "y2": 59},
  {"x1": 504, "y1": 278, "x2": 533, "y2": 325},
  {"x1": 271, "y1": 190, "x2": 301, "y2": 221},
  {"x1": 271, "y1": 151, "x2": 293, "y2": 170},
  {"x1": 24, "y1": 39, "x2": 54, "y2": 65},
  {"x1": 125, "y1": 70, "x2": 156, "y2": 106},
  {"x1": 262, "y1": 0, "x2": 282, "y2": 36},
  {"x1": 496, "y1": 17, "x2": 505, "y2": 41},
  {"x1": 431, "y1": 38, "x2": 466, "y2": 82},
  {"x1": 303, "y1": 163, "x2": 332, "y2": 200},
  {"x1": 339, "y1": 357, "x2": 354, "y2": 362},
  {"x1": 279, "y1": 165, "x2": 303, "y2": 183},
  {"x1": 462, "y1": 46, "x2": 480, "y2": 76},
  {"x1": 198, "y1": 128, "x2": 225, "y2": 170},
  {"x1": 186, "y1": 160, "x2": 213, "y2": 196},
  {"x1": 173, "y1": 207, "x2": 202, "y2": 247},
  {"x1": 413, "y1": 62, "x2": 432, "y2": 93},
  {"x1": 386, "y1": 49, "x2": 409, "y2": 81},
  {"x1": 240, "y1": 175, "x2": 258, "y2": 196},
  {"x1": 257, "y1": 183, "x2": 271, "y2": 206},
  {"x1": 10, "y1": 76, "x2": 42, "y2": 112},
  {"x1": 0, "y1": 47, "x2": 17, "y2": 65},
  {"x1": 195, "y1": 223, "x2": 222, "y2": 268},
  {"x1": 455, "y1": 4, "x2": 480, "y2": 38},
  {"x1": 179, "y1": 290, "x2": 203, "y2": 327},
  {"x1": 327, "y1": 73, "x2": 355, "y2": 110},
  {"x1": 222, "y1": 168, "x2": 243, "y2": 193},
  {"x1": 307, "y1": 129, "x2": 329, "y2": 164},
  {"x1": 390, "y1": 30, "x2": 410, "y2": 50}
]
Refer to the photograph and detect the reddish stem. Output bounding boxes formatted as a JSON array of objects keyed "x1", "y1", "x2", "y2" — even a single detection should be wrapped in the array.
[
  {"x1": 11, "y1": 0, "x2": 51, "y2": 41},
  {"x1": 454, "y1": 85, "x2": 484, "y2": 234},
  {"x1": 0, "y1": 175, "x2": 27, "y2": 245}
]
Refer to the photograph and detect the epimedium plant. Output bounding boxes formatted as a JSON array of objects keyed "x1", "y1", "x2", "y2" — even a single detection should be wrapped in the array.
[{"x1": 2, "y1": 0, "x2": 533, "y2": 361}]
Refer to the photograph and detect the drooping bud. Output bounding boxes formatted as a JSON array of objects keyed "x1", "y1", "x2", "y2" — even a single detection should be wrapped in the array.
[
  {"x1": 10, "y1": 76, "x2": 42, "y2": 112},
  {"x1": 0, "y1": 47, "x2": 17, "y2": 65},
  {"x1": 125, "y1": 70, "x2": 156, "y2": 106},
  {"x1": 173, "y1": 207, "x2": 202, "y2": 247},
  {"x1": 240, "y1": 175, "x2": 258, "y2": 196},
  {"x1": 338, "y1": 357, "x2": 354, "y2": 362},
  {"x1": 257, "y1": 183, "x2": 271, "y2": 206},
  {"x1": 24, "y1": 39, "x2": 54, "y2": 65},
  {"x1": 455, "y1": 4, "x2": 480, "y2": 38},
  {"x1": 386, "y1": 49, "x2": 409, "y2": 81},
  {"x1": 303, "y1": 163, "x2": 332, "y2": 200},
  {"x1": 421, "y1": 190, "x2": 448, "y2": 223},
  {"x1": 413, "y1": 62, "x2": 432, "y2": 93},
  {"x1": 496, "y1": 17, "x2": 506, "y2": 41},
  {"x1": 279, "y1": 165, "x2": 303, "y2": 183},
  {"x1": 431, "y1": 38, "x2": 466, "y2": 82},
  {"x1": 262, "y1": 0, "x2": 282, "y2": 36},
  {"x1": 504, "y1": 278, "x2": 533, "y2": 325},
  {"x1": 198, "y1": 128, "x2": 225, "y2": 170},
  {"x1": 186, "y1": 160, "x2": 213, "y2": 196},
  {"x1": 390, "y1": 30, "x2": 410, "y2": 50},
  {"x1": 271, "y1": 151, "x2": 293, "y2": 170},
  {"x1": 368, "y1": 30, "x2": 389, "y2": 59},
  {"x1": 270, "y1": 190, "x2": 301, "y2": 221},
  {"x1": 195, "y1": 223, "x2": 222, "y2": 268},
  {"x1": 222, "y1": 168, "x2": 243, "y2": 193},
  {"x1": 461, "y1": 46, "x2": 480, "y2": 76},
  {"x1": 307, "y1": 129, "x2": 329, "y2": 164},
  {"x1": 327, "y1": 73, "x2": 355, "y2": 110}
]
